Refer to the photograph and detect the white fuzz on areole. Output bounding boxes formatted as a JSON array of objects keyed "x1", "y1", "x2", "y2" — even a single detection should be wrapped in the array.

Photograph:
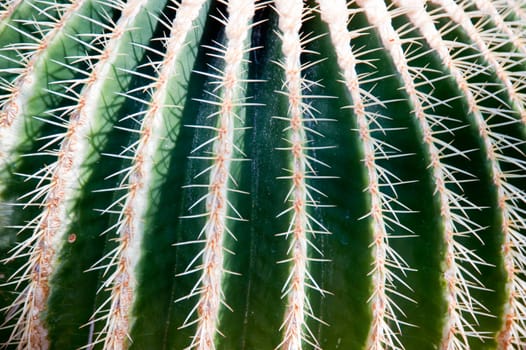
[
  {"x1": 318, "y1": 0, "x2": 413, "y2": 349},
  {"x1": 3, "y1": 0, "x2": 150, "y2": 348},
  {"x1": 87, "y1": 0, "x2": 209, "y2": 349}
]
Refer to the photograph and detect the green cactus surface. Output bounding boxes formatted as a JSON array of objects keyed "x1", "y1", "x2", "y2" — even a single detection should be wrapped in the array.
[{"x1": 0, "y1": 0, "x2": 525, "y2": 349}]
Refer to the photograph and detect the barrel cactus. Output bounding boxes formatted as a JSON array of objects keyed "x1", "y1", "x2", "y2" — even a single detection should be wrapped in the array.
[{"x1": 0, "y1": 0, "x2": 525, "y2": 349}]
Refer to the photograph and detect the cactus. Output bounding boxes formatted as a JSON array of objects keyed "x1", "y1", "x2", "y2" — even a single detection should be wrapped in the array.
[{"x1": 0, "y1": 0, "x2": 525, "y2": 349}]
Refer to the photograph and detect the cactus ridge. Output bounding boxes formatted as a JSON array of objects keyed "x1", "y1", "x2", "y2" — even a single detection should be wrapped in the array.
[
  {"x1": 272, "y1": 1, "x2": 334, "y2": 348},
  {"x1": 357, "y1": 1, "x2": 489, "y2": 348},
  {"x1": 0, "y1": 0, "x2": 525, "y2": 349},
  {"x1": 399, "y1": 1, "x2": 526, "y2": 347},
  {"x1": 177, "y1": 0, "x2": 256, "y2": 348},
  {"x1": 318, "y1": 1, "x2": 417, "y2": 349},
  {"x1": 0, "y1": 1, "x2": 95, "y2": 347},
  {"x1": 84, "y1": 0, "x2": 212, "y2": 348}
]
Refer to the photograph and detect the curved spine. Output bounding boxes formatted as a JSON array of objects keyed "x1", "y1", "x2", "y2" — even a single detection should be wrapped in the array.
[{"x1": 0, "y1": 1, "x2": 525, "y2": 349}]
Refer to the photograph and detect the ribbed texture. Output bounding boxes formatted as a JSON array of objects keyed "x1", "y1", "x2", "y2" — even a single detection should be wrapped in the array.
[{"x1": 0, "y1": 1, "x2": 524, "y2": 349}]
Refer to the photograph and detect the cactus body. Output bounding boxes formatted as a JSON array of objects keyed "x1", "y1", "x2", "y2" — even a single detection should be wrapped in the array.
[{"x1": 0, "y1": 0, "x2": 525, "y2": 349}]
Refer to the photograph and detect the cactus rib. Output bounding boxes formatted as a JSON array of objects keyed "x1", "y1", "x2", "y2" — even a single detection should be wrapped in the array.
[
  {"x1": 177, "y1": 0, "x2": 255, "y2": 348},
  {"x1": 273, "y1": 0, "x2": 334, "y2": 348},
  {"x1": 396, "y1": 1, "x2": 526, "y2": 347},
  {"x1": 318, "y1": 1, "x2": 414, "y2": 349},
  {"x1": 357, "y1": 0, "x2": 492, "y2": 348},
  {"x1": 2, "y1": 0, "x2": 162, "y2": 347},
  {"x1": 86, "y1": 0, "x2": 210, "y2": 348},
  {"x1": 474, "y1": 0, "x2": 526, "y2": 57}
]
